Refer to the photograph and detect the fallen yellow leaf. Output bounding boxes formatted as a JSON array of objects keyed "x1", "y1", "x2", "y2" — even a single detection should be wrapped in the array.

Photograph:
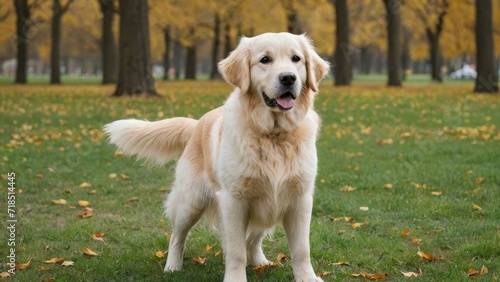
[
  {"x1": 91, "y1": 233, "x2": 105, "y2": 242},
  {"x1": 82, "y1": 247, "x2": 99, "y2": 256},
  {"x1": 78, "y1": 200, "x2": 90, "y2": 207},
  {"x1": 351, "y1": 222, "x2": 364, "y2": 228},
  {"x1": 277, "y1": 253, "x2": 289, "y2": 262},
  {"x1": 77, "y1": 210, "x2": 94, "y2": 219},
  {"x1": 205, "y1": 244, "x2": 215, "y2": 252},
  {"x1": 158, "y1": 186, "x2": 170, "y2": 192},
  {"x1": 351, "y1": 273, "x2": 388, "y2": 280},
  {"x1": 318, "y1": 271, "x2": 331, "y2": 277},
  {"x1": 467, "y1": 268, "x2": 479, "y2": 276},
  {"x1": 120, "y1": 173, "x2": 130, "y2": 180},
  {"x1": 417, "y1": 251, "x2": 441, "y2": 262},
  {"x1": 480, "y1": 265, "x2": 488, "y2": 275},
  {"x1": 36, "y1": 266, "x2": 52, "y2": 271},
  {"x1": 475, "y1": 177, "x2": 484, "y2": 183},
  {"x1": 214, "y1": 250, "x2": 223, "y2": 257},
  {"x1": 411, "y1": 238, "x2": 422, "y2": 245},
  {"x1": 191, "y1": 256, "x2": 207, "y2": 265},
  {"x1": 52, "y1": 199, "x2": 67, "y2": 205},
  {"x1": 472, "y1": 204, "x2": 482, "y2": 211},
  {"x1": 0, "y1": 272, "x2": 11, "y2": 278},
  {"x1": 79, "y1": 182, "x2": 92, "y2": 188},
  {"x1": 113, "y1": 151, "x2": 124, "y2": 156},
  {"x1": 43, "y1": 258, "x2": 64, "y2": 264},
  {"x1": 431, "y1": 191, "x2": 443, "y2": 196},
  {"x1": 61, "y1": 261, "x2": 74, "y2": 267},
  {"x1": 15, "y1": 259, "x2": 31, "y2": 270},
  {"x1": 108, "y1": 173, "x2": 117, "y2": 179},
  {"x1": 383, "y1": 183, "x2": 393, "y2": 189},
  {"x1": 155, "y1": 250, "x2": 165, "y2": 258},
  {"x1": 401, "y1": 271, "x2": 421, "y2": 277},
  {"x1": 340, "y1": 185, "x2": 356, "y2": 192},
  {"x1": 127, "y1": 197, "x2": 139, "y2": 202},
  {"x1": 331, "y1": 261, "x2": 350, "y2": 266},
  {"x1": 252, "y1": 262, "x2": 280, "y2": 273},
  {"x1": 400, "y1": 229, "x2": 410, "y2": 237}
]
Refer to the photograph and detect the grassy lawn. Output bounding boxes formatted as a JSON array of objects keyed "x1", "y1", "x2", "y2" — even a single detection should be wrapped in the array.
[{"x1": 0, "y1": 80, "x2": 499, "y2": 281}]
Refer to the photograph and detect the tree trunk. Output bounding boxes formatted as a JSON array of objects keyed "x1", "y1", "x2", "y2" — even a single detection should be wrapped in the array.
[
  {"x1": 173, "y1": 40, "x2": 182, "y2": 80},
  {"x1": 474, "y1": 0, "x2": 498, "y2": 93},
  {"x1": 223, "y1": 20, "x2": 232, "y2": 58},
  {"x1": 281, "y1": 0, "x2": 301, "y2": 34},
  {"x1": 383, "y1": 0, "x2": 402, "y2": 87},
  {"x1": 163, "y1": 26, "x2": 171, "y2": 80},
  {"x1": 360, "y1": 46, "x2": 372, "y2": 74},
  {"x1": 14, "y1": 0, "x2": 30, "y2": 84},
  {"x1": 99, "y1": 0, "x2": 116, "y2": 84},
  {"x1": 210, "y1": 13, "x2": 221, "y2": 80},
  {"x1": 401, "y1": 27, "x2": 411, "y2": 81},
  {"x1": 50, "y1": 0, "x2": 63, "y2": 84},
  {"x1": 185, "y1": 44, "x2": 196, "y2": 80},
  {"x1": 333, "y1": 0, "x2": 351, "y2": 86},
  {"x1": 427, "y1": 30, "x2": 442, "y2": 82},
  {"x1": 114, "y1": 0, "x2": 158, "y2": 96}
]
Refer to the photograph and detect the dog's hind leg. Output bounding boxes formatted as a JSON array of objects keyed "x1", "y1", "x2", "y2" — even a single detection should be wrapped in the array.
[
  {"x1": 163, "y1": 171, "x2": 207, "y2": 272},
  {"x1": 246, "y1": 229, "x2": 270, "y2": 266}
]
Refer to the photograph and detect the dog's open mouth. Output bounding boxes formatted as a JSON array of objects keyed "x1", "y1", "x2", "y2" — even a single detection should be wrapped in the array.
[{"x1": 262, "y1": 92, "x2": 296, "y2": 111}]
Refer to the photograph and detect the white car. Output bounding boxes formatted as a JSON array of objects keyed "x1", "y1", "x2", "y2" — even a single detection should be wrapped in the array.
[{"x1": 450, "y1": 65, "x2": 477, "y2": 79}]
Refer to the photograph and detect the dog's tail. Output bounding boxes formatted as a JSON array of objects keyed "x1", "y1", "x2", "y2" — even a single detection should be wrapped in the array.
[{"x1": 104, "y1": 118, "x2": 198, "y2": 166}]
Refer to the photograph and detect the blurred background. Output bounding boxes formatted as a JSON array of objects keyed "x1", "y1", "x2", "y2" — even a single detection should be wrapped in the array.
[{"x1": 0, "y1": 0, "x2": 498, "y2": 88}]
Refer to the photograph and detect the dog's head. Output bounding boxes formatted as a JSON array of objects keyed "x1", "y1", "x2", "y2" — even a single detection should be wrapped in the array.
[{"x1": 218, "y1": 33, "x2": 330, "y2": 113}]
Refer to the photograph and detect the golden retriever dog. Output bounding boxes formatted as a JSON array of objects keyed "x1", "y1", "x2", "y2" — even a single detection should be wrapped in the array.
[{"x1": 104, "y1": 32, "x2": 330, "y2": 282}]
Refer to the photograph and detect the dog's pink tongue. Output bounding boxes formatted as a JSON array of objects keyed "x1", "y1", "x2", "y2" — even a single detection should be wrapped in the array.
[{"x1": 275, "y1": 96, "x2": 295, "y2": 109}]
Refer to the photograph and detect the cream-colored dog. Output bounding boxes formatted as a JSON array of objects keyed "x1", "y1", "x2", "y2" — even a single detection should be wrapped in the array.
[{"x1": 105, "y1": 32, "x2": 329, "y2": 282}]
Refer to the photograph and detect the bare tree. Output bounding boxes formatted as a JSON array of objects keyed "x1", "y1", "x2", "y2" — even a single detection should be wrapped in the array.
[
  {"x1": 114, "y1": 0, "x2": 159, "y2": 96},
  {"x1": 474, "y1": 0, "x2": 498, "y2": 93},
  {"x1": 13, "y1": 0, "x2": 37, "y2": 84}
]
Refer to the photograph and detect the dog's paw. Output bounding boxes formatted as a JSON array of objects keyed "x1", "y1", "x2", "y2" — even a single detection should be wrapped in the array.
[{"x1": 163, "y1": 263, "x2": 182, "y2": 272}]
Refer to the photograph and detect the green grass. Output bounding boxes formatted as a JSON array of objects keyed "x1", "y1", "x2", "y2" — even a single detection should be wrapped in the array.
[{"x1": 0, "y1": 81, "x2": 499, "y2": 281}]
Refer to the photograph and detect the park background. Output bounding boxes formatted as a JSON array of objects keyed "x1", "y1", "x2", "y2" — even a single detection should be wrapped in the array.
[{"x1": 0, "y1": 0, "x2": 499, "y2": 281}]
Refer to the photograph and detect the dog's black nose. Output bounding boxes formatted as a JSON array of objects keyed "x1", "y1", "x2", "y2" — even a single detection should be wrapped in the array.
[{"x1": 279, "y1": 72, "x2": 296, "y2": 86}]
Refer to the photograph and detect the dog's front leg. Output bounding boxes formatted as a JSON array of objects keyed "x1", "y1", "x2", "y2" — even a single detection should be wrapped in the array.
[
  {"x1": 283, "y1": 194, "x2": 323, "y2": 282},
  {"x1": 218, "y1": 190, "x2": 249, "y2": 282}
]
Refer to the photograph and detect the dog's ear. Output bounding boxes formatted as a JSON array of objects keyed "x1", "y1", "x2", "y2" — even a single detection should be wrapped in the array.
[
  {"x1": 299, "y1": 35, "x2": 330, "y2": 92},
  {"x1": 218, "y1": 37, "x2": 251, "y2": 94}
]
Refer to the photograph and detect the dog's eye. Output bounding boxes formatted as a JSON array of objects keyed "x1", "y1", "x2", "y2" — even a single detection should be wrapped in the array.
[
  {"x1": 292, "y1": 55, "x2": 301, "y2": 62},
  {"x1": 260, "y1": 56, "x2": 271, "y2": 64}
]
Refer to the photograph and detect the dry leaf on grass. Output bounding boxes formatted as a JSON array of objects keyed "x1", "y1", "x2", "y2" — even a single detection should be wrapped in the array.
[
  {"x1": 82, "y1": 247, "x2": 99, "y2": 256},
  {"x1": 44, "y1": 258, "x2": 65, "y2": 264},
  {"x1": 108, "y1": 173, "x2": 117, "y2": 179},
  {"x1": 113, "y1": 151, "x2": 124, "y2": 156},
  {"x1": 91, "y1": 233, "x2": 105, "y2": 242},
  {"x1": 331, "y1": 261, "x2": 350, "y2": 266},
  {"x1": 252, "y1": 262, "x2": 281, "y2": 273},
  {"x1": 79, "y1": 182, "x2": 92, "y2": 188},
  {"x1": 411, "y1": 238, "x2": 422, "y2": 245},
  {"x1": 15, "y1": 259, "x2": 31, "y2": 270},
  {"x1": 214, "y1": 250, "x2": 223, "y2": 257},
  {"x1": 401, "y1": 271, "x2": 421, "y2": 277},
  {"x1": 0, "y1": 272, "x2": 11, "y2": 278},
  {"x1": 61, "y1": 261, "x2": 74, "y2": 267},
  {"x1": 383, "y1": 183, "x2": 393, "y2": 189},
  {"x1": 277, "y1": 253, "x2": 289, "y2": 263},
  {"x1": 340, "y1": 185, "x2": 356, "y2": 192},
  {"x1": 77, "y1": 210, "x2": 94, "y2": 219},
  {"x1": 472, "y1": 204, "x2": 482, "y2": 211},
  {"x1": 318, "y1": 271, "x2": 331, "y2": 277},
  {"x1": 417, "y1": 251, "x2": 442, "y2": 262},
  {"x1": 37, "y1": 266, "x2": 52, "y2": 271},
  {"x1": 400, "y1": 229, "x2": 410, "y2": 236},
  {"x1": 52, "y1": 199, "x2": 67, "y2": 205},
  {"x1": 127, "y1": 197, "x2": 139, "y2": 202},
  {"x1": 468, "y1": 265, "x2": 489, "y2": 277},
  {"x1": 155, "y1": 250, "x2": 165, "y2": 258},
  {"x1": 78, "y1": 200, "x2": 90, "y2": 207},
  {"x1": 205, "y1": 244, "x2": 215, "y2": 252},
  {"x1": 431, "y1": 191, "x2": 443, "y2": 196},
  {"x1": 351, "y1": 273, "x2": 388, "y2": 280},
  {"x1": 120, "y1": 173, "x2": 130, "y2": 180},
  {"x1": 191, "y1": 256, "x2": 207, "y2": 265}
]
